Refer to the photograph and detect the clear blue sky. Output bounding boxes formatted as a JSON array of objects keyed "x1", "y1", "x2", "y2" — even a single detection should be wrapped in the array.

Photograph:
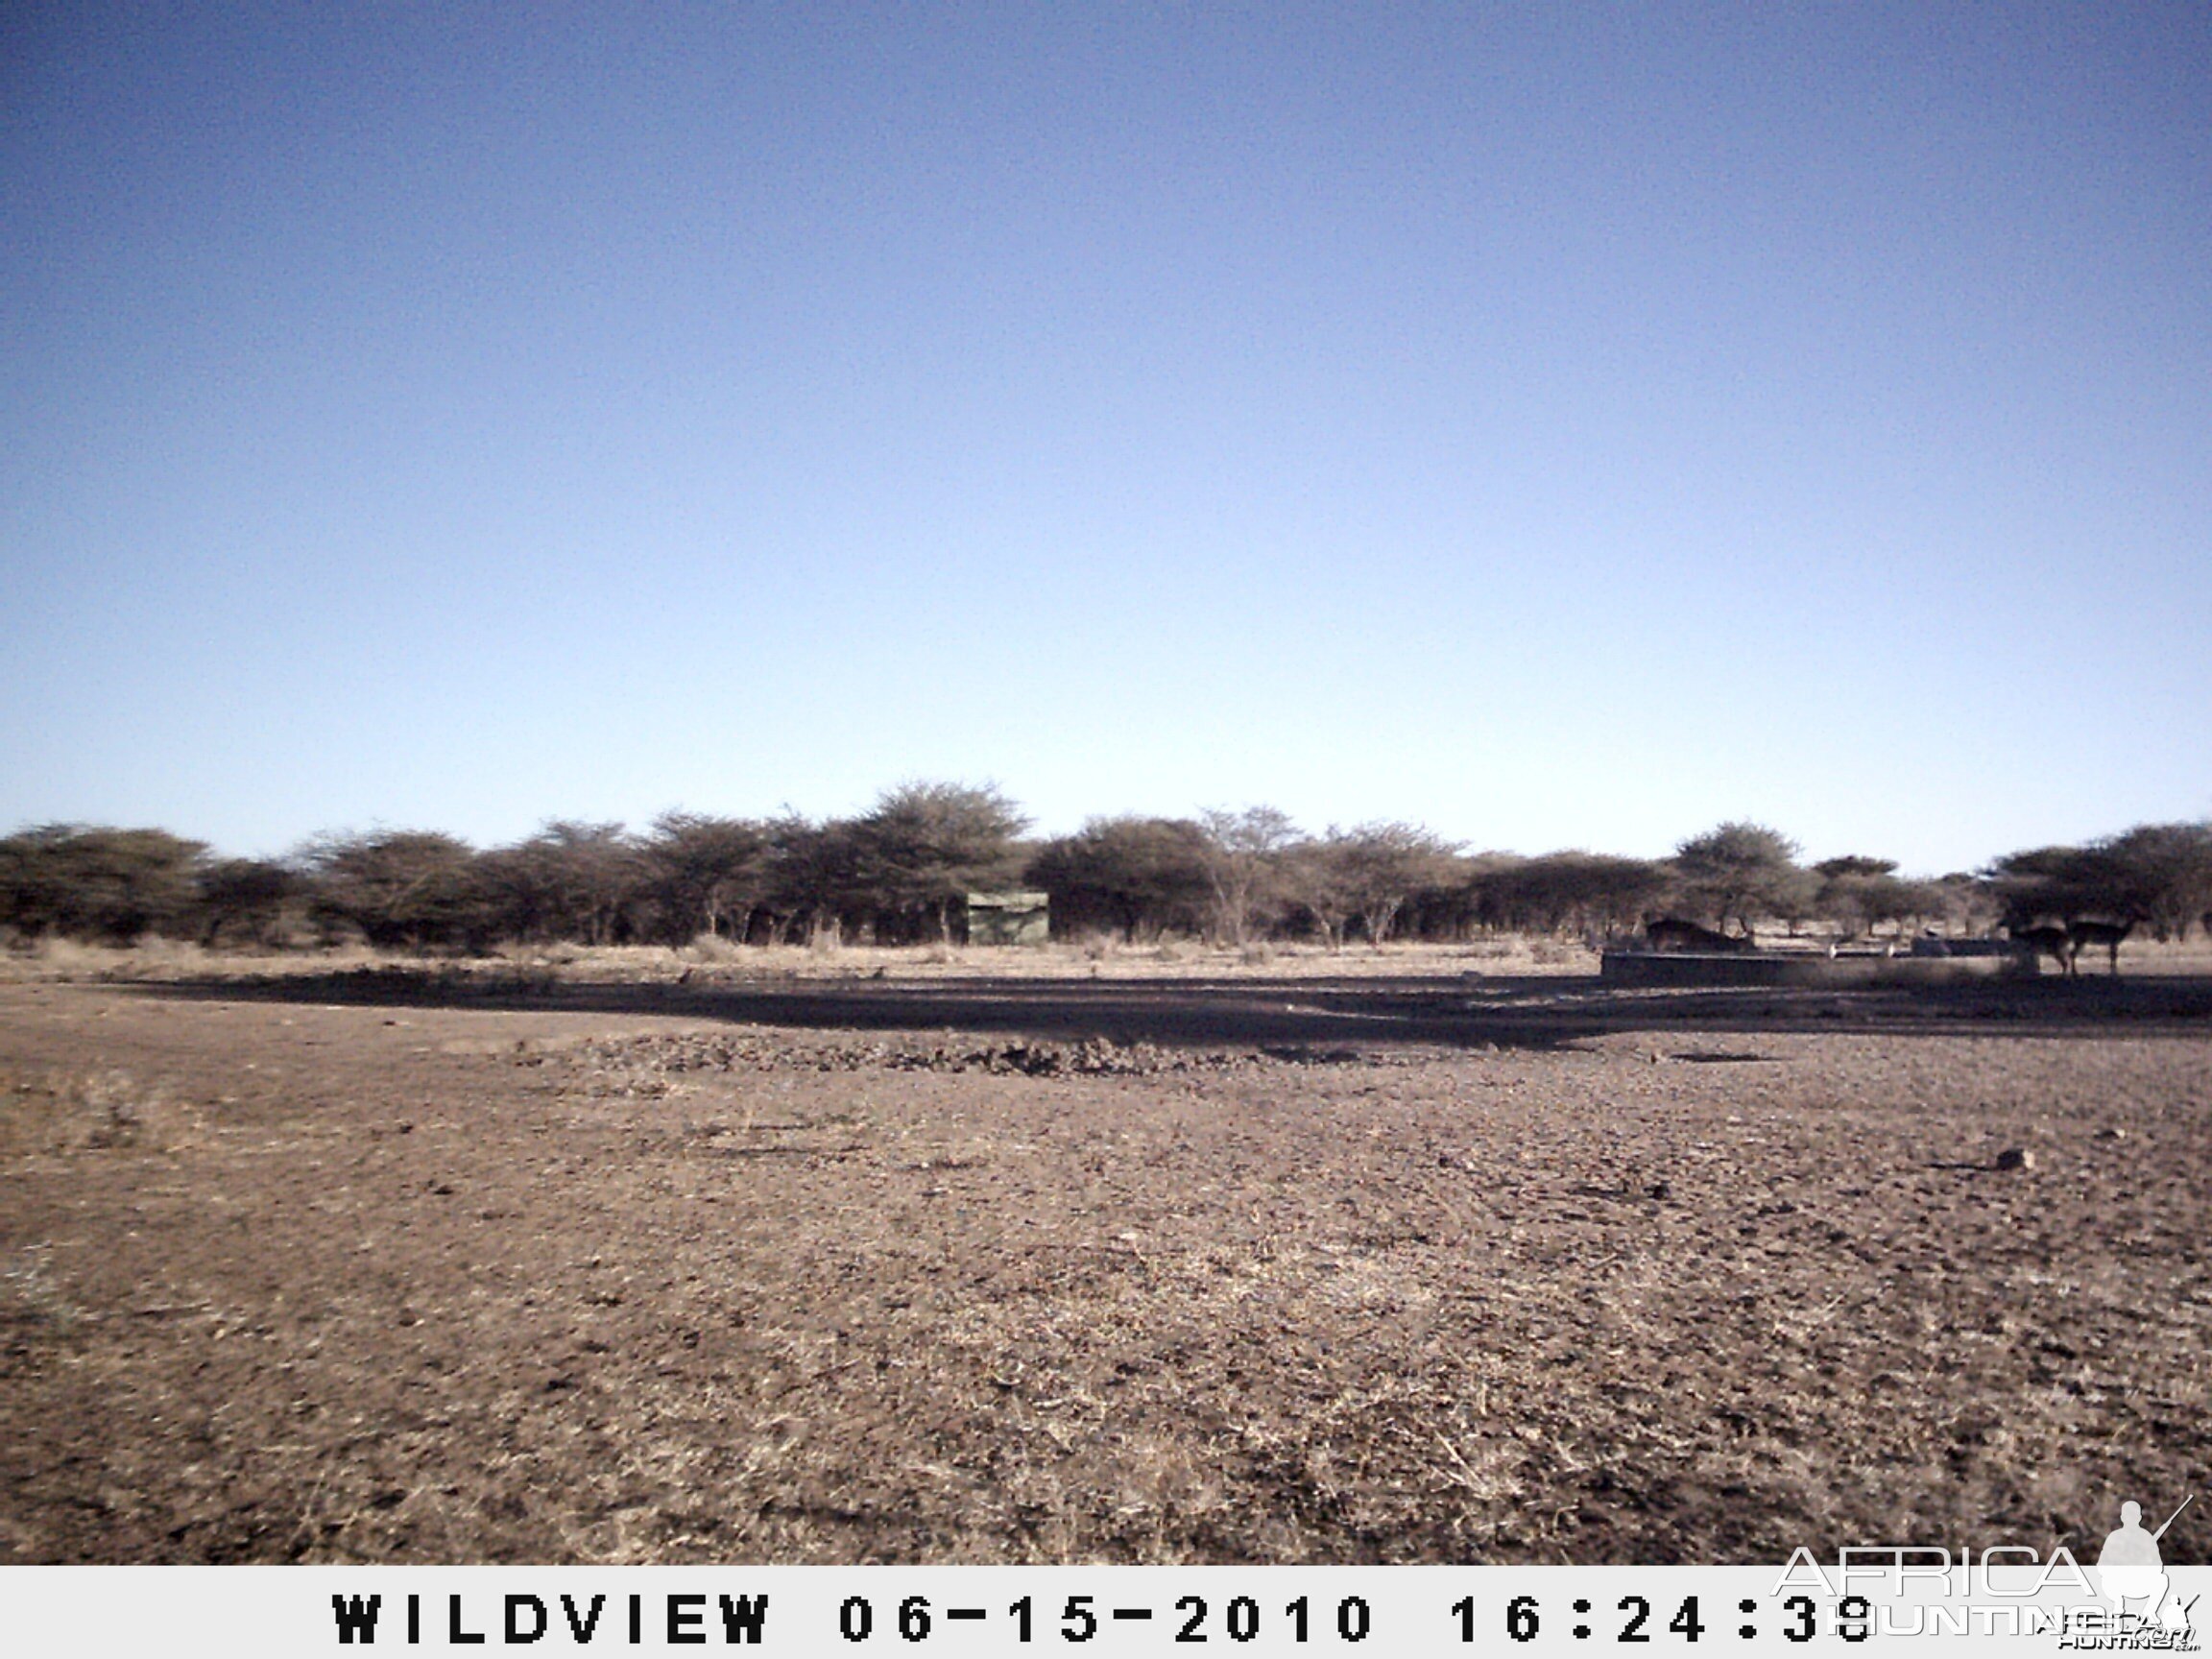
[{"x1": 5, "y1": 4, "x2": 2206, "y2": 876}]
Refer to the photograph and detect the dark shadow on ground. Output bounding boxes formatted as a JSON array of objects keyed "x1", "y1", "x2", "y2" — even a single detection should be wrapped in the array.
[{"x1": 128, "y1": 968, "x2": 2212, "y2": 1052}]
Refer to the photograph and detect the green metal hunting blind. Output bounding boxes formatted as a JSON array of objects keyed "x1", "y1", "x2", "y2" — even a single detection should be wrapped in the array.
[{"x1": 965, "y1": 891, "x2": 1049, "y2": 946}]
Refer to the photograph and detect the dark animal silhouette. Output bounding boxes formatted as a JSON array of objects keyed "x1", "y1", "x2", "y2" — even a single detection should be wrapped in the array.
[
  {"x1": 2011, "y1": 924, "x2": 2075, "y2": 974},
  {"x1": 1644, "y1": 917, "x2": 1756, "y2": 953},
  {"x1": 2066, "y1": 918, "x2": 2134, "y2": 975}
]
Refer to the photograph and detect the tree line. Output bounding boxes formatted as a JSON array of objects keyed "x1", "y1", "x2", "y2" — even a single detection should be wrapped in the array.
[{"x1": 3, "y1": 784, "x2": 2208, "y2": 954}]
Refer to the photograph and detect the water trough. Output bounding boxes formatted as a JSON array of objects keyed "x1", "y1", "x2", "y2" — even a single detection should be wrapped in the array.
[{"x1": 1599, "y1": 941, "x2": 2026, "y2": 988}]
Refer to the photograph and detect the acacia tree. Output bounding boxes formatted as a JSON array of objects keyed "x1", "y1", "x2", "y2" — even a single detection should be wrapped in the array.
[
  {"x1": 1815, "y1": 856, "x2": 1905, "y2": 939},
  {"x1": 1197, "y1": 806, "x2": 1299, "y2": 947},
  {"x1": 1987, "y1": 823, "x2": 2212, "y2": 938},
  {"x1": 1671, "y1": 822, "x2": 1815, "y2": 937},
  {"x1": 2103, "y1": 822, "x2": 2212, "y2": 939},
  {"x1": 0, "y1": 824, "x2": 207, "y2": 944},
  {"x1": 1983, "y1": 843, "x2": 2127, "y2": 929},
  {"x1": 1933, "y1": 872, "x2": 2000, "y2": 936},
  {"x1": 850, "y1": 782, "x2": 1029, "y2": 943},
  {"x1": 1288, "y1": 823, "x2": 1463, "y2": 949},
  {"x1": 1354, "y1": 827, "x2": 1463, "y2": 946},
  {"x1": 1283, "y1": 836, "x2": 1357, "y2": 950},
  {"x1": 1025, "y1": 816, "x2": 1211, "y2": 942},
  {"x1": 1482, "y1": 851, "x2": 1672, "y2": 937},
  {"x1": 643, "y1": 812, "x2": 770, "y2": 943},
  {"x1": 196, "y1": 857, "x2": 299, "y2": 948},
  {"x1": 759, "y1": 813, "x2": 860, "y2": 946},
  {"x1": 476, "y1": 821, "x2": 643, "y2": 945},
  {"x1": 303, "y1": 830, "x2": 485, "y2": 950}
]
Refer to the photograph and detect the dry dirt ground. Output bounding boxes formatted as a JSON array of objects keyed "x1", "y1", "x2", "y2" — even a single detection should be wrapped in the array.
[{"x1": 3, "y1": 949, "x2": 2208, "y2": 1565}]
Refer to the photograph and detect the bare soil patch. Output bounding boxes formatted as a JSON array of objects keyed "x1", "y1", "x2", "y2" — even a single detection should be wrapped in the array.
[{"x1": 2, "y1": 961, "x2": 2206, "y2": 1564}]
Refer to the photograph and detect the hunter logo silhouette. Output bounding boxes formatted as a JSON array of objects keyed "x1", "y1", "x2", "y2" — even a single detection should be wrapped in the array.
[{"x1": 2098, "y1": 1496, "x2": 2194, "y2": 1634}]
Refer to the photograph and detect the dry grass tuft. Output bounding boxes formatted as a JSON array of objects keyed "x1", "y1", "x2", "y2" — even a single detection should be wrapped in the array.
[
  {"x1": 0, "y1": 1245, "x2": 85, "y2": 1338},
  {"x1": 1, "y1": 1069, "x2": 186, "y2": 1155}
]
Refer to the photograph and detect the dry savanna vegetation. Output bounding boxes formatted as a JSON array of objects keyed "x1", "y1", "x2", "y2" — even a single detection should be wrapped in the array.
[
  {"x1": 3, "y1": 937, "x2": 2208, "y2": 1565},
  {"x1": 9, "y1": 795, "x2": 2212, "y2": 961}
]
